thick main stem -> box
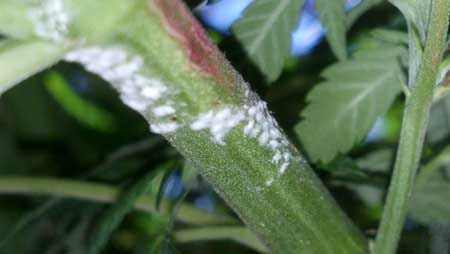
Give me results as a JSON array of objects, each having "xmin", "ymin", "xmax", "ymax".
[
  {"xmin": 0, "ymin": 0, "xmax": 368, "ymax": 253},
  {"xmin": 374, "ymin": 1, "xmax": 450, "ymax": 253}
]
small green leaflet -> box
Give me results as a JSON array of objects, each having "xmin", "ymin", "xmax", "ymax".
[
  {"xmin": 295, "ymin": 45, "xmax": 405, "ymax": 164},
  {"xmin": 389, "ymin": 0, "xmax": 431, "ymax": 88},
  {"xmin": 389, "ymin": 0, "xmax": 432, "ymax": 43},
  {"xmin": 233, "ymin": 0, "xmax": 305, "ymax": 82},
  {"xmin": 356, "ymin": 149, "xmax": 394, "ymax": 173},
  {"xmin": 315, "ymin": 0, "xmax": 347, "ymax": 61}
]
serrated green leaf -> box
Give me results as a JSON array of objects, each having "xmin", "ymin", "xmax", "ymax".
[
  {"xmin": 315, "ymin": 0, "xmax": 347, "ymax": 61},
  {"xmin": 389, "ymin": 0, "xmax": 432, "ymax": 43},
  {"xmin": 356, "ymin": 149, "xmax": 395, "ymax": 173},
  {"xmin": 370, "ymin": 29, "xmax": 409, "ymax": 45},
  {"xmin": 391, "ymin": 0, "xmax": 432, "ymax": 88},
  {"xmin": 388, "ymin": 0, "xmax": 430, "ymax": 88},
  {"xmin": 0, "ymin": 40, "xmax": 65, "ymax": 96},
  {"xmin": 233, "ymin": 0, "xmax": 305, "ymax": 81},
  {"xmin": 295, "ymin": 46, "xmax": 405, "ymax": 163}
]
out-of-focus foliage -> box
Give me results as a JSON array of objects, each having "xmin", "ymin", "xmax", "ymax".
[
  {"xmin": 410, "ymin": 163, "xmax": 450, "ymax": 226},
  {"xmin": 0, "ymin": 40, "xmax": 65, "ymax": 95},
  {"xmin": 233, "ymin": 0, "xmax": 305, "ymax": 81},
  {"xmin": 45, "ymin": 71, "xmax": 116, "ymax": 133},
  {"xmin": 389, "ymin": 0, "xmax": 431, "ymax": 42},
  {"xmin": 314, "ymin": 0, "xmax": 347, "ymax": 60},
  {"xmin": 295, "ymin": 38, "xmax": 405, "ymax": 163},
  {"xmin": 427, "ymin": 94, "xmax": 450, "ymax": 144}
]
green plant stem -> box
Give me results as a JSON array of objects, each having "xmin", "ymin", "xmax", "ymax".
[
  {"xmin": 0, "ymin": 1, "xmax": 368, "ymax": 252},
  {"xmin": 0, "ymin": 177, "xmax": 236, "ymax": 226},
  {"xmin": 174, "ymin": 226, "xmax": 268, "ymax": 253},
  {"xmin": 373, "ymin": 1, "xmax": 450, "ymax": 253}
]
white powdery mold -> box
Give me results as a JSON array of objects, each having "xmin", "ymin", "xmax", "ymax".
[
  {"xmin": 153, "ymin": 105, "xmax": 176, "ymax": 117},
  {"xmin": 242, "ymin": 100, "xmax": 293, "ymax": 186},
  {"xmin": 29, "ymin": 0, "xmax": 70, "ymax": 42},
  {"xmin": 191, "ymin": 106, "xmax": 246, "ymax": 145},
  {"xmin": 64, "ymin": 47, "xmax": 179, "ymax": 135},
  {"xmin": 150, "ymin": 122, "xmax": 179, "ymax": 134},
  {"xmin": 265, "ymin": 178, "xmax": 275, "ymax": 187},
  {"xmin": 190, "ymin": 99, "xmax": 293, "ymax": 186}
]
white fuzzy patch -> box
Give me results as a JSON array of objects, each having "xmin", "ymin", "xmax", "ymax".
[
  {"xmin": 153, "ymin": 105, "xmax": 176, "ymax": 117},
  {"xmin": 64, "ymin": 47, "xmax": 179, "ymax": 135},
  {"xmin": 150, "ymin": 122, "xmax": 179, "ymax": 134},
  {"xmin": 190, "ymin": 99, "xmax": 293, "ymax": 186},
  {"xmin": 242, "ymin": 100, "xmax": 292, "ymax": 185},
  {"xmin": 191, "ymin": 107, "xmax": 246, "ymax": 145},
  {"xmin": 63, "ymin": 46, "xmax": 292, "ymax": 185},
  {"xmin": 29, "ymin": 0, "xmax": 70, "ymax": 41},
  {"xmin": 265, "ymin": 178, "xmax": 275, "ymax": 187}
]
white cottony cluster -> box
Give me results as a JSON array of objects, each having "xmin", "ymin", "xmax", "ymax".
[
  {"xmin": 153, "ymin": 105, "xmax": 176, "ymax": 117},
  {"xmin": 149, "ymin": 122, "xmax": 179, "ymax": 134},
  {"xmin": 242, "ymin": 100, "xmax": 292, "ymax": 186},
  {"xmin": 63, "ymin": 47, "xmax": 291, "ymax": 185},
  {"xmin": 190, "ymin": 99, "xmax": 292, "ymax": 186},
  {"xmin": 29, "ymin": 0, "xmax": 70, "ymax": 42},
  {"xmin": 64, "ymin": 47, "xmax": 179, "ymax": 135},
  {"xmin": 191, "ymin": 107, "xmax": 246, "ymax": 145}
]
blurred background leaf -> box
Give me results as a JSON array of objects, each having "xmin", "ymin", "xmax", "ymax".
[
  {"xmin": 315, "ymin": 0, "xmax": 347, "ymax": 60},
  {"xmin": 295, "ymin": 40, "xmax": 405, "ymax": 163},
  {"xmin": 232, "ymin": 0, "xmax": 305, "ymax": 81}
]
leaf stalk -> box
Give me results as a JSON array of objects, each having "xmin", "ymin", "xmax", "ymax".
[{"xmin": 373, "ymin": 1, "xmax": 450, "ymax": 253}]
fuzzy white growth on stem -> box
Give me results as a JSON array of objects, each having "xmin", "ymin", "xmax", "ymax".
[
  {"xmin": 29, "ymin": 0, "xmax": 70, "ymax": 42},
  {"xmin": 190, "ymin": 98, "xmax": 293, "ymax": 186},
  {"xmin": 64, "ymin": 47, "xmax": 179, "ymax": 135},
  {"xmin": 191, "ymin": 107, "xmax": 246, "ymax": 145},
  {"xmin": 243, "ymin": 100, "xmax": 292, "ymax": 186},
  {"xmin": 150, "ymin": 122, "xmax": 179, "ymax": 134},
  {"xmin": 34, "ymin": 0, "xmax": 293, "ymax": 186},
  {"xmin": 64, "ymin": 48, "xmax": 292, "ymax": 185},
  {"xmin": 153, "ymin": 105, "xmax": 177, "ymax": 117},
  {"xmin": 266, "ymin": 178, "xmax": 275, "ymax": 186}
]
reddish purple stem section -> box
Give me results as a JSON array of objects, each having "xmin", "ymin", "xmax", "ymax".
[{"xmin": 152, "ymin": 0, "xmax": 225, "ymax": 78}]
